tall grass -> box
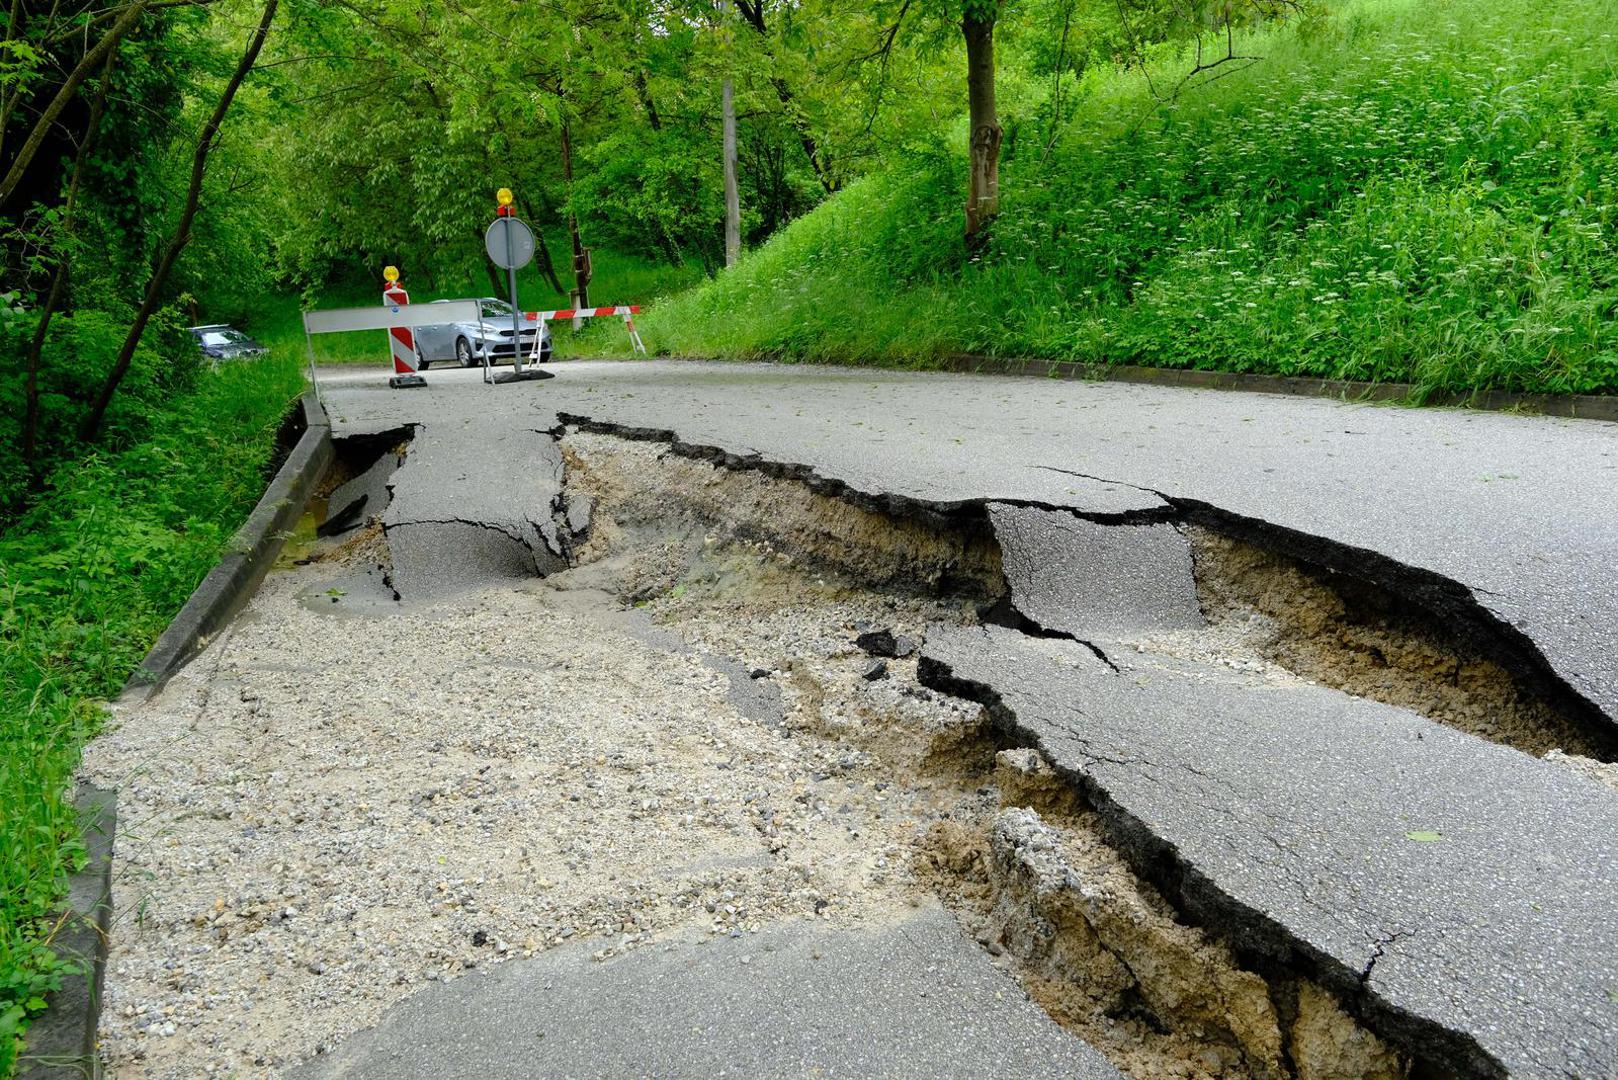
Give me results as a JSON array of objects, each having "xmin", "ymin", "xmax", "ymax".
[
  {"xmin": 643, "ymin": 0, "xmax": 1618, "ymax": 395},
  {"xmin": 0, "ymin": 351, "xmax": 303, "ymax": 1072}
]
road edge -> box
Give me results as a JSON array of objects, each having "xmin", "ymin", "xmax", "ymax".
[
  {"xmin": 117, "ymin": 391, "xmax": 333, "ymax": 704},
  {"xmin": 15, "ymin": 787, "xmax": 116, "ymax": 1080},
  {"xmin": 940, "ymin": 354, "xmax": 1618, "ymax": 421}
]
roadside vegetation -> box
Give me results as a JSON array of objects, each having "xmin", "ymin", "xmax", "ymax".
[{"xmin": 645, "ymin": 0, "xmax": 1618, "ymax": 395}]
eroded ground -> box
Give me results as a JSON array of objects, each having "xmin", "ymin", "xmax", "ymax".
[{"xmin": 84, "ymin": 428, "xmax": 1617, "ymax": 1079}]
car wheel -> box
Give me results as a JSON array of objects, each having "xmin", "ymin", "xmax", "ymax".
[
  {"xmin": 416, "ymin": 349, "xmax": 430, "ymax": 371},
  {"xmin": 456, "ymin": 337, "xmax": 475, "ymax": 367}
]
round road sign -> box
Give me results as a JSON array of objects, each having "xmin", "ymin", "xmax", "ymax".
[{"xmin": 485, "ymin": 217, "xmax": 535, "ymax": 270}]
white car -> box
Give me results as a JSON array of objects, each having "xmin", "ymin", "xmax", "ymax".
[{"xmin": 413, "ymin": 298, "xmax": 552, "ymax": 369}]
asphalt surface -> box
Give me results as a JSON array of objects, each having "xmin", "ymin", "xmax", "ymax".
[
  {"xmin": 319, "ymin": 360, "xmax": 1618, "ymax": 730},
  {"xmin": 373, "ymin": 409, "xmax": 569, "ymax": 599},
  {"xmin": 920, "ymin": 624, "xmax": 1618, "ymax": 1078},
  {"xmin": 316, "ymin": 360, "xmax": 1618, "ymax": 1076},
  {"xmin": 290, "ymin": 905, "xmax": 1122, "ymax": 1080},
  {"xmin": 988, "ymin": 505, "xmax": 1204, "ymax": 638}
]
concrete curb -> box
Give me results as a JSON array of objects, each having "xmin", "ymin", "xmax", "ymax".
[
  {"xmin": 16, "ymin": 787, "xmax": 115, "ymax": 1080},
  {"xmin": 118, "ymin": 392, "xmax": 333, "ymax": 705},
  {"xmin": 938, "ymin": 354, "xmax": 1618, "ymax": 422}
]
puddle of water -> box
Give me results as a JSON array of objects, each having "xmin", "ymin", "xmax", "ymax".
[{"xmin": 274, "ymin": 496, "xmax": 329, "ymax": 570}]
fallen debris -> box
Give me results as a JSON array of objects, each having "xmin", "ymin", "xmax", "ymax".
[{"xmin": 87, "ymin": 422, "xmax": 1618, "ymax": 1080}]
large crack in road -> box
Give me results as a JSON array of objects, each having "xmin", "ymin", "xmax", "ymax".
[
  {"xmin": 552, "ymin": 422, "xmax": 1618, "ymax": 1079},
  {"xmin": 86, "ymin": 364, "xmax": 1618, "ymax": 1078},
  {"xmin": 559, "ymin": 418, "xmax": 1617, "ymax": 1079}
]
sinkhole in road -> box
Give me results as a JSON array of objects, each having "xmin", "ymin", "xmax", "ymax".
[
  {"xmin": 553, "ymin": 430, "xmax": 1470, "ymax": 1080},
  {"xmin": 300, "ymin": 424, "xmax": 1610, "ymax": 1079}
]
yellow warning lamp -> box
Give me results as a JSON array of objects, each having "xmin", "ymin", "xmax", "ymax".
[
  {"xmin": 496, "ymin": 187, "xmax": 514, "ymax": 208},
  {"xmin": 383, "ymin": 265, "xmax": 400, "ymax": 283}
]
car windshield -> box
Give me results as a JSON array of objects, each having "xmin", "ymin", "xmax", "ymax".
[
  {"xmin": 199, "ymin": 330, "xmax": 249, "ymax": 346},
  {"xmin": 479, "ymin": 301, "xmax": 512, "ymax": 319}
]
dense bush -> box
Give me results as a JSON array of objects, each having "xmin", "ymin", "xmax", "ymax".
[
  {"xmin": 644, "ymin": 0, "xmax": 1618, "ymax": 395},
  {"xmin": 0, "ymin": 304, "xmax": 206, "ymax": 517}
]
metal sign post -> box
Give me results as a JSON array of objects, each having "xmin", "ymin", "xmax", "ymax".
[{"xmin": 483, "ymin": 188, "xmax": 552, "ymax": 384}]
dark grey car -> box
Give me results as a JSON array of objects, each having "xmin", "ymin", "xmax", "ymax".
[
  {"xmin": 413, "ymin": 298, "xmax": 552, "ymax": 369},
  {"xmin": 190, "ymin": 324, "xmax": 267, "ymax": 361}
]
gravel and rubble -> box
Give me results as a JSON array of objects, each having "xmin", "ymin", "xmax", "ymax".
[
  {"xmin": 81, "ymin": 513, "xmax": 995, "ymax": 1077},
  {"xmin": 82, "ymin": 427, "xmax": 1567, "ymax": 1080}
]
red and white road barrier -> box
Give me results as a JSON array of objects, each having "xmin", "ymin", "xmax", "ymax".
[
  {"xmin": 302, "ymin": 296, "xmax": 481, "ymax": 395},
  {"xmin": 523, "ymin": 305, "xmax": 640, "ymax": 321},
  {"xmin": 383, "ymin": 271, "xmax": 419, "ymax": 378},
  {"xmin": 523, "ymin": 304, "xmax": 647, "ymax": 355}
]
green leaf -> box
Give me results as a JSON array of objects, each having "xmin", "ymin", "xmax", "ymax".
[{"xmin": 1405, "ymin": 830, "xmax": 1444, "ymax": 843}]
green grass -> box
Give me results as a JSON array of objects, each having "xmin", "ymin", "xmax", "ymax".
[
  {"xmin": 254, "ymin": 244, "xmax": 704, "ymax": 366},
  {"xmin": 641, "ymin": 0, "xmax": 1618, "ymax": 396},
  {"xmin": 0, "ymin": 349, "xmax": 303, "ymax": 1073}
]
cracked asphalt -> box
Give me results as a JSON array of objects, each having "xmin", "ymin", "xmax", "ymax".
[
  {"xmin": 920, "ymin": 625, "xmax": 1618, "ymax": 1079},
  {"xmin": 318, "ymin": 359, "xmax": 1618, "ymax": 1077},
  {"xmin": 321, "ymin": 359, "xmax": 1618, "ymax": 731}
]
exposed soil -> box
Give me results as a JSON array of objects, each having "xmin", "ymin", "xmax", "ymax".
[
  {"xmin": 87, "ymin": 428, "xmax": 1601, "ymax": 1079},
  {"xmin": 558, "ymin": 435, "xmax": 1003, "ymax": 598},
  {"xmin": 1187, "ymin": 528, "xmax": 1614, "ymax": 771},
  {"xmin": 561, "ymin": 433, "xmax": 1413, "ymax": 1080}
]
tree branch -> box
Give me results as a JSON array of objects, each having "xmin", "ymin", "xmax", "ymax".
[
  {"xmin": 78, "ymin": 0, "xmax": 278, "ymax": 443},
  {"xmin": 0, "ymin": 0, "xmax": 150, "ymax": 206}
]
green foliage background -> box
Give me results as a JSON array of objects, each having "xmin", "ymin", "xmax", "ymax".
[{"xmin": 639, "ymin": 0, "xmax": 1618, "ymax": 395}]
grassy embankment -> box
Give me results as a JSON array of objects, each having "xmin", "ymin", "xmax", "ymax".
[
  {"xmin": 0, "ymin": 352, "xmax": 303, "ymax": 1072},
  {"xmin": 637, "ymin": 0, "xmax": 1618, "ymax": 396}
]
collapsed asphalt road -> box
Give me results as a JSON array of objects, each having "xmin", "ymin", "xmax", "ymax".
[
  {"xmin": 322, "ymin": 360, "xmax": 1618, "ymax": 739},
  {"xmin": 312, "ymin": 361, "xmax": 1618, "ymax": 1078},
  {"xmin": 85, "ymin": 360, "xmax": 1617, "ymax": 1078}
]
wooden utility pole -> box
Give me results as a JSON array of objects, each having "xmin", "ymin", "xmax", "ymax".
[
  {"xmin": 720, "ymin": 0, "xmax": 740, "ymax": 266},
  {"xmin": 559, "ymin": 114, "xmax": 591, "ymax": 311},
  {"xmin": 962, "ymin": 0, "xmax": 1003, "ymax": 239}
]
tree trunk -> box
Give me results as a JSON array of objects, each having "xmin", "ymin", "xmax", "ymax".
[
  {"xmin": 723, "ymin": 77, "xmax": 740, "ymax": 266},
  {"xmin": 559, "ymin": 116, "xmax": 589, "ymax": 309},
  {"xmin": 22, "ymin": 51, "xmax": 115, "ymax": 473},
  {"xmin": 632, "ymin": 70, "xmax": 662, "ymax": 131},
  {"xmin": 962, "ymin": 6, "xmax": 1002, "ymax": 239},
  {"xmin": 0, "ymin": 0, "xmax": 149, "ymax": 207},
  {"xmin": 78, "ymin": 0, "xmax": 277, "ymax": 444},
  {"xmin": 516, "ymin": 191, "xmax": 567, "ymax": 296}
]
